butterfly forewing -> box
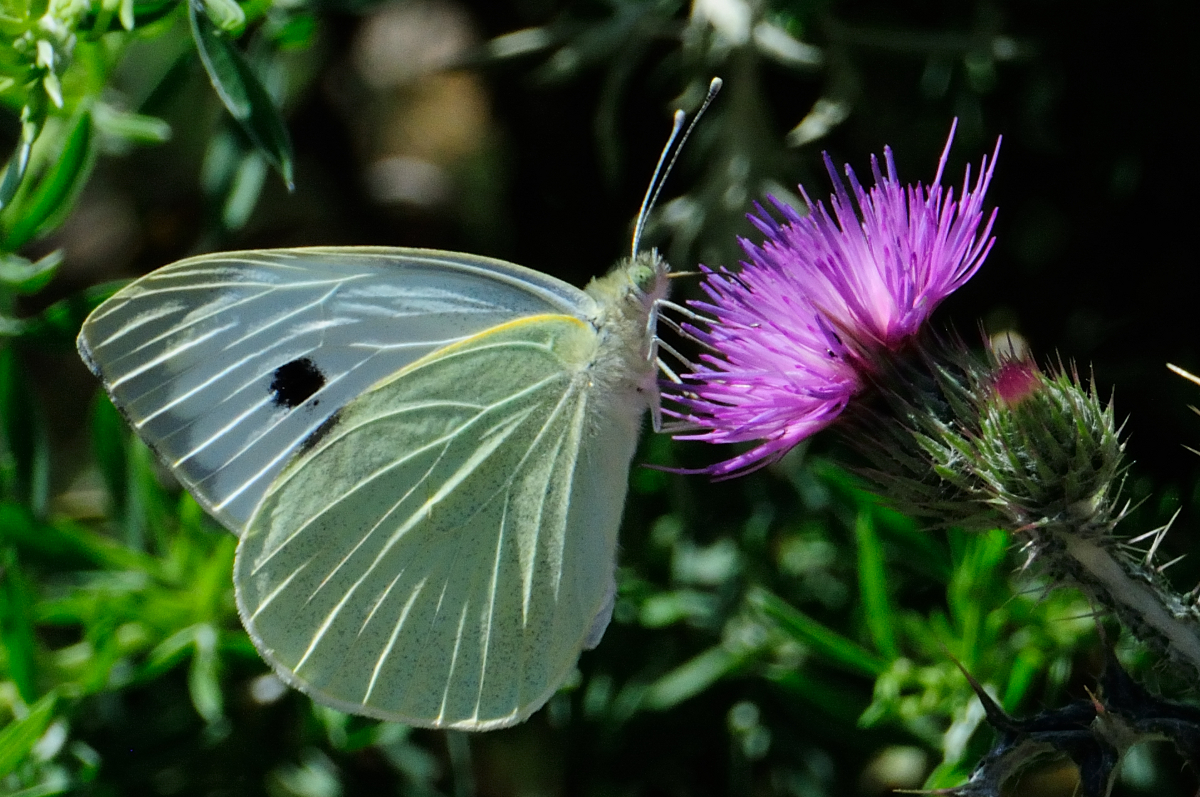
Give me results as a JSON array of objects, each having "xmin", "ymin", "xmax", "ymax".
[
  {"xmin": 234, "ymin": 315, "xmax": 640, "ymax": 729},
  {"xmin": 77, "ymin": 248, "xmax": 592, "ymax": 532}
]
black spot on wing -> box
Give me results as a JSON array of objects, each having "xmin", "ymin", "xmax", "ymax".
[{"xmin": 270, "ymin": 358, "xmax": 325, "ymax": 409}]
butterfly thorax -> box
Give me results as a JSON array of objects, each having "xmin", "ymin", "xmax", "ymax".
[{"xmin": 581, "ymin": 251, "xmax": 668, "ymax": 396}]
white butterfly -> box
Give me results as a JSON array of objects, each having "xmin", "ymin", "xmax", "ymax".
[
  {"xmin": 77, "ymin": 80, "xmax": 720, "ymax": 729},
  {"xmin": 79, "ymin": 245, "xmax": 666, "ymax": 729}
]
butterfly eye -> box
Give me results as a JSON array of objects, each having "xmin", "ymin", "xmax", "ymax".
[{"xmin": 270, "ymin": 358, "xmax": 326, "ymax": 408}]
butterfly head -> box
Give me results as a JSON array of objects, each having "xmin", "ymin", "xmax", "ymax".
[
  {"xmin": 626, "ymin": 249, "xmax": 671, "ymax": 304},
  {"xmin": 585, "ymin": 250, "xmax": 669, "ymax": 319}
]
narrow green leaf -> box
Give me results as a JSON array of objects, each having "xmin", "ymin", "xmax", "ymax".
[
  {"xmin": 768, "ymin": 669, "xmax": 869, "ymax": 724},
  {"xmin": 273, "ymin": 13, "xmax": 317, "ymax": 50},
  {"xmin": 0, "ymin": 548, "xmax": 38, "ymax": 701},
  {"xmin": 854, "ymin": 510, "xmax": 899, "ymax": 659},
  {"xmin": 188, "ymin": 1, "xmax": 294, "ymax": 188},
  {"xmin": 91, "ymin": 393, "xmax": 129, "ymax": 523},
  {"xmin": 221, "ymin": 151, "xmax": 267, "ymax": 229},
  {"xmin": 202, "ymin": 0, "xmax": 245, "ymax": 32},
  {"xmin": 923, "ymin": 760, "xmax": 974, "ymax": 791},
  {"xmin": 189, "ymin": 0, "xmax": 250, "ymax": 117},
  {"xmin": 0, "ymin": 252, "xmax": 63, "ymax": 296},
  {"xmin": 0, "ymin": 349, "xmax": 51, "ymax": 515},
  {"xmin": 947, "ymin": 529, "xmax": 1008, "ymax": 668},
  {"xmin": 93, "ymin": 105, "xmax": 172, "ymax": 144},
  {"xmin": 639, "ymin": 589, "xmax": 715, "ymax": 629},
  {"xmin": 119, "ymin": 0, "xmax": 135, "ymax": 29},
  {"xmin": 0, "ymin": 691, "xmax": 57, "ymax": 778},
  {"xmin": 1001, "ymin": 646, "xmax": 1043, "ymax": 712},
  {"xmin": 748, "ymin": 588, "xmax": 888, "ymax": 678},
  {"xmin": 642, "ymin": 647, "xmax": 746, "ymax": 711},
  {"xmin": 0, "ymin": 108, "xmax": 41, "ymax": 211},
  {"xmin": 146, "ymin": 626, "xmax": 201, "ymax": 675},
  {"xmin": 0, "ymin": 502, "xmax": 158, "ymax": 572},
  {"xmin": 189, "ymin": 533, "xmax": 235, "ymax": 620},
  {"xmin": 0, "ymin": 110, "xmax": 95, "ymax": 250},
  {"xmin": 125, "ymin": 436, "xmax": 175, "ymax": 554},
  {"xmin": 16, "ymin": 281, "xmax": 125, "ymax": 347},
  {"xmin": 188, "ymin": 624, "xmax": 224, "ymax": 722},
  {"xmin": 82, "ymin": 0, "xmax": 179, "ymax": 32},
  {"xmin": 812, "ymin": 459, "xmax": 952, "ymax": 581}
]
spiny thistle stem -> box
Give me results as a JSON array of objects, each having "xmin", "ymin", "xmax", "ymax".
[{"xmin": 1061, "ymin": 534, "xmax": 1200, "ymax": 675}]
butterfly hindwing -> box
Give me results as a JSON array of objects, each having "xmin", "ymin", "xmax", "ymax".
[
  {"xmin": 234, "ymin": 314, "xmax": 640, "ymax": 729},
  {"xmin": 77, "ymin": 247, "xmax": 592, "ymax": 532}
]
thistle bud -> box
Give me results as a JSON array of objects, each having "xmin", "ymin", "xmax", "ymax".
[
  {"xmin": 849, "ymin": 342, "xmax": 1200, "ymax": 681},
  {"xmin": 969, "ymin": 358, "xmax": 1125, "ymax": 540}
]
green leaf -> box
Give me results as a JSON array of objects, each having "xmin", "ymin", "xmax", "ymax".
[
  {"xmin": 639, "ymin": 589, "xmax": 715, "ymax": 629},
  {"xmin": 0, "ymin": 691, "xmax": 57, "ymax": 778},
  {"xmin": 1001, "ymin": 646, "xmax": 1044, "ymax": 712},
  {"xmin": 0, "ymin": 108, "xmax": 41, "ymax": 212},
  {"xmin": 126, "ymin": 436, "xmax": 179, "ymax": 553},
  {"xmin": 946, "ymin": 529, "xmax": 1009, "ymax": 668},
  {"xmin": 768, "ymin": 669, "xmax": 869, "ymax": 724},
  {"xmin": 813, "ymin": 460, "xmax": 953, "ymax": 580},
  {"xmin": 0, "ymin": 502, "xmax": 158, "ymax": 572},
  {"xmin": 0, "ymin": 252, "xmax": 63, "ymax": 296},
  {"xmin": 1, "ymin": 548, "xmax": 38, "ymax": 702},
  {"xmin": 93, "ymin": 105, "xmax": 173, "ymax": 145},
  {"xmin": 221, "ymin": 150, "xmax": 267, "ymax": 229},
  {"xmin": 91, "ymin": 394, "xmax": 129, "ymax": 523},
  {"xmin": 187, "ymin": 533, "xmax": 235, "ymax": 621},
  {"xmin": 0, "ymin": 349, "xmax": 51, "ymax": 514},
  {"xmin": 854, "ymin": 510, "xmax": 899, "ymax": 659},
  {"xmin": 83, "ymin": 0, "xmax": 179, "ymax": 32},
  {"xmin": 188, "ymin": 0, "xmax": 295, "ymax": 188},
  {"xmin": 273, "ymin": 13, "xmax": 317, "ymax": 50},
  {"xmin": 642, "ymin": 646, "xmax": 747, "ymax": 711},
  {"xmin": 202, "ymin": 0, "xmax": 245, "ymax": 31},
  {"xmin": 0, "ymin": 110, "xmax": 95, "ymax": 251},
  {"xmin": 119, "ymin": 0, "xmax": 135, "ymax": 29},
  {"xmin": 748, "ymin": 588, "xmax": 888, "ymax": 678},
  {"xmin": 188, "ymin": 624, "xmax": 224, "ymax": 722},
  {"xmin": 145, "ymin": 625, "xmax": 200, "ymax": 677},
  {"xmin": 17, "ymin": 281, "xmax": 125, "ymax": 347}
]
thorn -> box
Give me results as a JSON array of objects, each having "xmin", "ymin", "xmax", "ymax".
[
  {"xmin": 1144, "ymin": 525, "xmax": 1170, "ymax": 566},
  {"xmin": 1185, "ymin": 583, "xmax": 1200, "ymax": 603},
  {"xmin": 1128, "ymin": 525, "xmax": 1164, "ymax": 545},
  {"xmin": 1157, "ymin": 553, "xmax": 1187, "ymax": 573},
  {"xmin": 1168, "ymin": 362, "xmax": 1200, "ymax": 387},
  {"xmin": 1128, "ymin": 508, "xmax": 1180, "ymax": 566}
]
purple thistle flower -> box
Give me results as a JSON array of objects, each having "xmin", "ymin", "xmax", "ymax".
[{"xmin": 668, "ymin": 122, "xmax": 1000, "ymax": 477}]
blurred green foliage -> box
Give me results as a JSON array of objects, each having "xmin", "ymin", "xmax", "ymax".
[{"xmin": 2, "ymin": 0, "xmax": 1198, "ymax": 795}]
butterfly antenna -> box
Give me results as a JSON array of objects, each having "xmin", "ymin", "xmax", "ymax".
[
  {"xmin": 631, "ymin": 110, "xmax": 685, "ymax": 258},
  {"xmin": 631, "ymin": 77, "xmax": 723, "ymax": 257}
]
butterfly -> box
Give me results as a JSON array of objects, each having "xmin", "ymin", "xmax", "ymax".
[{"xmin": 76, "ymin": 80, "xmax": 720, "ymax": 730}]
